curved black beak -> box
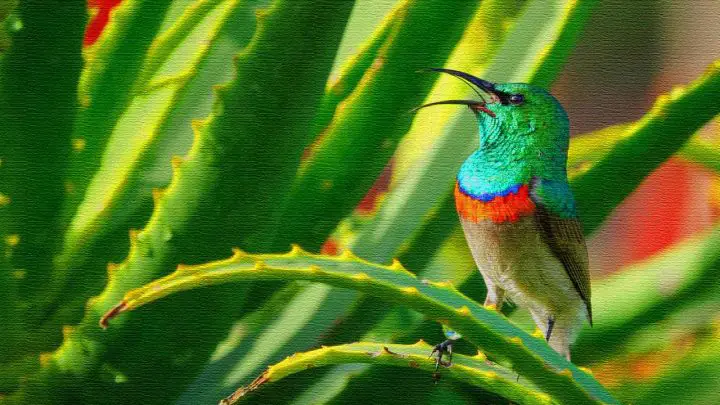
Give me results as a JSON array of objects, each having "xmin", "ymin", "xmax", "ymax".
[
  {"xmin": 413, "ymin": 68, "xmax": 499, "ymax": 116},
  {"xmin": 425, "ymin": 68, "xmax": 497, "ymax": 95}
]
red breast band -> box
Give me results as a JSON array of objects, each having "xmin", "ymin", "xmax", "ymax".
[{"xmin": 454, "ymin": 182, "xmax": 536, "ymax": 223}]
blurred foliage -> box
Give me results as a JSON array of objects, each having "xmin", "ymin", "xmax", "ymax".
[{"xmin": 0, "ymin": 0, "xmax": 719, "ymax": 404}]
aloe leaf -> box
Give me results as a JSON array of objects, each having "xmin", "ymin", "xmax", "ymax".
[
  {"xmin": 60, "ymin": 0, "xmax": 174, "ymax": 229},
  {"xmin": 621, "ymin": 335, "xmax": 720, "ymax": 405},
  {"xmin": 569, "ymin": 123, "xmax": 720, "ymax": 176},
  {"xmin": 273, "ymin": 0, "xmax": 479, "ymax": 252},
  {"xmin": 308, "ymin": 3, "xmax": 400, "ymax": 142},
  {"xmin": 38, "ymin": 0, "xmax": 251, "ymax": 343},
  {"xmin": 12, "ymin": 2, "xmax": 354, "ymax": 403},
  {"xmin": 572, "ymin": 60, "xmax": 720, "ymax": 234},
  {"xmin": 572, "ymin": 226, "xmax": 720, "ymax": 365},
  {"xmin": 563, "ymin": 61, "xmax": 720, "ymax": 233},
  {"xmin": 221, "ymin": 342, "xmax": 552, "ymax": 405},
  {"xmin": 132, "ymin": 0, "xmax": 225, "ymax": 92},
  {"xmin": 196, "ymin": 2, "xmax": 480, "ymax": 398},
  {"xmin": 677, "ymin": 138, "xmax": 720, "ymax": 173},
  {"xmin": 0, "ymin": 0, "xmax": 86, "ymax": 361},
  {"xmin": 101, "ymin": 249, "xmax": 617, "ymax": 404}
]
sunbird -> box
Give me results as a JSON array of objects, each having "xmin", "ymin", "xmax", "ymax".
[{"xmin": 420, "ymin": 69, "xmax": 591, "ymax": 363}]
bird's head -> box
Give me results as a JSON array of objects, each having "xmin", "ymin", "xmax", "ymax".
[{"xmin": 416, "ymin": 68, "xmax": 570, "ymax": 165}]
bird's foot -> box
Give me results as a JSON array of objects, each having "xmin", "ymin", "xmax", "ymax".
[{"xmin": 429, "ymin": 339, "xmax": 454, "ymax": 373}]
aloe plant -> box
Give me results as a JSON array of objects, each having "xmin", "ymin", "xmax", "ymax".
[{"xmin": 1, "ymin": 0, "xmax": 719, "ymax": 404}]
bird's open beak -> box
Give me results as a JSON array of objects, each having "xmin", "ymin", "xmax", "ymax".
[{"xmin": 413, "ymin": 68, "xmax": 498, "ymax": 117}]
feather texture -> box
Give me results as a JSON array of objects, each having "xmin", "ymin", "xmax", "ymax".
[{"xmin": 532, "ymin": 196, "xmax": 592, "ymax": 324}]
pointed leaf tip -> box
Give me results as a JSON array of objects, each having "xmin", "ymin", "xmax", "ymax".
[
  {"xmin": 288, "ymin": 243, "xmax": 306, "ymax": 256},
  {"xmin": 99, "ymin": 301, "xmax": 128, "ymax": 329},
  {"xmin": 231, "ymin": 247, "xmax": 246, "ymax": 259},
  {"xmin": 151, "ymin": 188, "xmax": 165, "ymax": 204},
  {"xmin": 339, "ymin": 249, "xmax": 358, "ymax": 260},
  {"xmin": 171, "ymin": 155, "xmax": 185, "ymax": 169},
  {"xmin": 389, "ymin": 258, "xmax": 405, "ymax": 271},
  {"xmin": 106, "ymin": 262, "xmax": 120, "ymax": 276}
]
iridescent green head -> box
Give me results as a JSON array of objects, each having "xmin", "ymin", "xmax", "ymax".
[{"xmin": 416, "ymin": 69, "xmax": 570, "ymax": 182}]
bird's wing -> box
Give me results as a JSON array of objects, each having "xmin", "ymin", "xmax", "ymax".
[{"xmin": 532, "ymin": 196, "xmax": 592, "ymax": 324}]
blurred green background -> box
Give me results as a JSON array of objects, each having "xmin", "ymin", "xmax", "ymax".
[{"xmin": 1, "ymin": 0, "xmax": 719, "ymax": 404}]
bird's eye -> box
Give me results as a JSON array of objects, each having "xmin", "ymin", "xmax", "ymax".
[{"xmin": 509, "ymin": 94, "xmax": 524, "ymax": 105}]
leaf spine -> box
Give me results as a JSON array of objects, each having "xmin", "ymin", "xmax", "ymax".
[
  {"xmin": 508, "ymin": 336, "xmax": 523, "ymax": 345},
  {"xmin": 288, "ymin": 243, "xmax": 305, "ymax": 256},
  {"xmin": 4, "ymin": 234, "xmax": 19, "ymax": 246},
  {"xmin": 171, "ymin": 155, "xmax": 185, "ymax": 170},
  {"xmin": 389, "ymin": 258, "xmax": 405, "ymax": 271},
  {"xmin": 39, "ymin": 352, "xmax": 53, "ymax": 366},
  {"xmin": 106, "ymin": 262, "xmax": 120, "ymax": 276},
  {"xmin": 456, "ymin": 305, "xmax": 471, "ymax": 316},
  {"xmin": 401, "ymin": 286, "xmax": 419, "ymax": 295},
  {"xmin": 339, "ymin": 249, "xmax": 357, "ymax": 260},
  {"xmin": 151, "ymin": 188, "xmax": 165, "ymax": 205},
  {"xmin": 61, "ymin": 325, "xmax": 74, "ymax": 339},
  {"xmin": 231, "ymin": 247, "xmax": 246, "ymax": 259}
]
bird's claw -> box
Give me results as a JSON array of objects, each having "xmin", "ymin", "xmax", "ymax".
[{"xmin": 429, "ymin": 339, "xmax": 454, "ymax": 373}]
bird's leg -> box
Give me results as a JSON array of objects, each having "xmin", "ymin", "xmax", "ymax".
[
  {"xmin": 546, "ymin": 316, "xmax": 555, "ymax": 342},
  {"xmin": 480, "ymin": 273, "xmax": 504, "ymax": 311},
  {"xmin": 429, "ymin": 339, "xmax": 454, "ymax": 372}
]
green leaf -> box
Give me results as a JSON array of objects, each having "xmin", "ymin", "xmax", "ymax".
[
  {"xmin": 39, "ymin": 0, "xmax": 251, "ymax": 343},
  {"xmin": 273, "ymin": 0, "xmax": 480, "ymax": 252},
  {"xmin": 572, "ymin": 226, "xmax": 720, "ymax": 365},
  {"xmin": 308, "ymin": 2, "xmax": 400, "ymax": 143},
  {"xmin": 678, "ymin": 138, "xmax": 720, "ymax": 173},
  {"xmin": 572, "ymin": 59, "xmax": 720, "ymax": 234},
  {"xmin": 132, "ymin": 0, "xmax": 225, "ymax": 92},
  {"xmin": 61, "ymin": 0, "xmax": 175, "ymax": 230},
  {"xmin": 101, "ymin": 248, "xmax": 617, "ymax": 404},
  {"xmin": 568, "ymin": 122, "xmax": 720, "ymax": 176},
  {"xmin": 199, "ymin": 3, "xmax": 481, "ymax": 398},
  {"xmin": 220, "ymin": 342, "xmax": 553, "ymax": 405},
  {"xmin": 14, "ymin": 1, "xmax": 354, "ymax": 403},
  {"xmin": 0, "ymin": 0, "xmax": 86, "ymax": 361},
  {"xmin": 622, "ymin": 334, "xmax": 720, "ymax": 405}
]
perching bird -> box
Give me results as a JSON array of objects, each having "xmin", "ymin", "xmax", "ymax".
[{"xmin": 419, "ymin": 69, "xmax": 591, "ymax": 362}]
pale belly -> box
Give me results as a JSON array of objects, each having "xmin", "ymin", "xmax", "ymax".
[{"xmin": 459, "ymin": 216, "xmax": 584, "ymax": 321}]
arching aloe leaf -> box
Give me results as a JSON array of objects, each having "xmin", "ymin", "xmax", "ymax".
[
  {"xmin": 569, "ymin": 122, "xmax": 720, "ymax": 176},
  {"xmin": 220, "ymin": 342, "xmax": 552, "ymax": 405},
  {"xmin": 39, "ymin": 0, "xmax": 250, "ymax": 341},
  {"xmin": 572, "ymin": 59, "xmax": 720, "ymax": 234},
  {"xmin": 12, "ymin": 2, "xmax": 354, "ymax": 404},
  {"xmin": 101, "ymin": 248, "xmax": 617, "ymax": 404}
]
